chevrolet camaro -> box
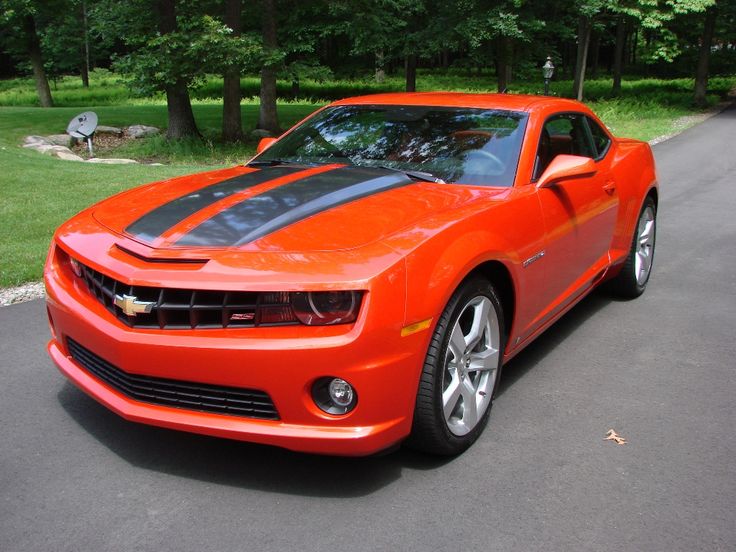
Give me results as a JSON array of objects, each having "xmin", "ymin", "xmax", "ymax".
[{"xmin": 44, "ymin": 93, "xmax": 658, "ymax": 456}]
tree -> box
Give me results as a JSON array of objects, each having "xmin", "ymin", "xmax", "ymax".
[
  {"xmin": 93, "ymin": 0, "xmax": 239, "ymax": 139},
  {"xmin": 453, "ymin": 0, "xmax": 540, "ymax": 93},
  {"xmin": 0, "ymin": 0, "xmax": 54, "ymax": 106},
  {"xmin": 694, "ymin": 4, "xmax": 717, "ymax": 106},
  {"xmin": 572, "ymin": 0, "xmax": 603, "ymax": 101},
  {"xmin": 257, "ymin": 0, "xmax": 281, "ymax": 134},
  {"xmin": 39, "ymin": 0, "xmax": 107, "ymax": 89},
  {"xmin": 222, "ymin": 0, "xmax": 244, "ymax": 141},
  {"xmin": 329, "ymin": 0, "xmax": 428, "ymax": 91},
  {"xmin": 609, "ymin": 0, "xmax": 716, "ymax": 96}
]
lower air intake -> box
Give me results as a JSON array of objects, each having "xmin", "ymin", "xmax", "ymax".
[{"xmin": 67, "ymin": 338, "xmax": 279, "ymax": 420}]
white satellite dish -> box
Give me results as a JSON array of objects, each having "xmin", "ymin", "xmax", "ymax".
[{"xmin": 66, "ymin": 111, "xmax": 98, "ymax": 155}]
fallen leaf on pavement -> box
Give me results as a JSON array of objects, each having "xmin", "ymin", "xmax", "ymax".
[{"xmin": 604, "ymin": 429, "xmax": 627, "ymax": 445}]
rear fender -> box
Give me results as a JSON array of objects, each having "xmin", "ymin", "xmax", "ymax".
[{"xmin": 609, "ymin": 142, "xmax": 658, "ymax": 257}]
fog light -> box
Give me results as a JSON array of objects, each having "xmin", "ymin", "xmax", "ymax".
[
  {"xmin": 329, "ymin": 378, "xmax": 354, "ymax": 407},
  {"xmin": 312, "ymin": 377, "xmax": 357, "ymax": 415}
]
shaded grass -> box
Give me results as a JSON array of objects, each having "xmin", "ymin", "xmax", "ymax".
[{"xmin": 1, "ymin": 69, "xmax": 732, "ymax": 107}]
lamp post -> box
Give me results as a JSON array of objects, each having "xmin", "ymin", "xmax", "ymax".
[{"xmin": 542, "ymin": 56, "xmax": 555, "ymax": 96}]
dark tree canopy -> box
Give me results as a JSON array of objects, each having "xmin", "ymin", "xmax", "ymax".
[{"xmin": 2, "ymin": 0, "xmax": 734, "ymax": 133}]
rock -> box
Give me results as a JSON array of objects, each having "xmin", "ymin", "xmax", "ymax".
[
  {"xmin": 55, "ymin": 150, "xmax": 85, "ymax": 162},
  {"xmin": 41, "ymin": 145, "xmax": 74, "ymax": 156},
  {"xmin": 45, "ymin": 134, "xmax": 73, "ymax": 147},
  {"xmin": 96, "ymin": 125, "xmax": 123, "ymax": 136},
  {"xmin": 23, "ymin": 142, "xmax": 48, "ymax": 149},
  {"xmin": 24, "ymin": 135, "xmax": 50, "ymax": 145},
  {"xmin": 125, "ymin": 125, "xmax": 160, "ymax": 139},
  {"xmin": 251, "ymin": 129, "xmax": 273, "ymax": 138},
  {"xmin": 148, "ymin": 163, "xmax": 164, "ymax": 166},
  {"xmin": 86, "ymin": 157, "xmax": 139, "ymax": 164}
]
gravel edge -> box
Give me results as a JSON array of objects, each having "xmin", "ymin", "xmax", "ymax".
[
  {"xmin": 2, "ymin": 101, "xmax": 732, "ymax": 308},
  {"xmin": 0, "ymin": 281, "xmax": 46, "ymax": 307}
]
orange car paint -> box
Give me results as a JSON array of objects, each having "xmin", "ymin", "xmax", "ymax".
[{"xmin": 45, "ymin": 93, "xmax": 657, "ymax": 455}]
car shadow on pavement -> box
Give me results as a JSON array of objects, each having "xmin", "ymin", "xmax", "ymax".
[
  {"xmin": 496, "ymin": 290, "xmax": 613, "ymax": 397},
  {"xmin": 57, "ymin": 382, "xmax": 453, "ymax": 498},
  {"xmin": 56, "ymin": 289, "xmax": 613, "ymax": 497}
]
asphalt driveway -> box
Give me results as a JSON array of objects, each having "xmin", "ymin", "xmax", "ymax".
[{"xmin": 1, "ymin": 105, "xmax": 734, "ymax": 552}]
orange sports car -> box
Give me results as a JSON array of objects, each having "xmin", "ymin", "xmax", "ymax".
[{"xmin": 44, "ymin": 93, "xmax": 658, "ymax": 456}]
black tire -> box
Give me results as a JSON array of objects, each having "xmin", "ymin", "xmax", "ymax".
[
  {"xmin": 607, "ymin": 196, "xmax": 657, "ymax": 299},
  {"xmin": 406, "ymin": 277, "xmax": 505, "ymax": 456}
]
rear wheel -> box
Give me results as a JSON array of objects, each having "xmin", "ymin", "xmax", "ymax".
[
  {"xmin": 407, "ymin": 277, "xmax": 505, "ymax": 455},
  {"xmin": 608, "ymin": 197, "xmax": 656, "ymax": 298}
]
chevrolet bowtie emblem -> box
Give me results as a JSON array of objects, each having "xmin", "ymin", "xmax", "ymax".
[{"xmin": 114, "ymin": 294, "xmax": 155, "ymax": 317}]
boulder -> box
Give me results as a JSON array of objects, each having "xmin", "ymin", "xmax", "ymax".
[
  {"xmin": 55, "ymin": 150, "xmax": 84, "ymax": 162},
  {"xmin": 86, "ymin": 157, "xmax": 139, "ymax": 164},
  {"xmin": 45, "ymin": 134, "xmax": 73, "ymax": 147},
  {"xmin": 96, "ymin": 125, "xmax": 123, "ymax": 136},
  {"xmin": 41, "ymin": 145, "xmax": 74, "ymax": 156},
  {"xmin": 125, "ymin": 125, "xmax": 160, "ymax": 139},
  {"xmin": 23, "ymin": 135, "xmax": 50, "ymax": 146}
]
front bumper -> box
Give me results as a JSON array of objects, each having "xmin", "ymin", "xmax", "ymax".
[{"xmin": 44, "ymin": 244, "xmax": 430, "ymax": 456}]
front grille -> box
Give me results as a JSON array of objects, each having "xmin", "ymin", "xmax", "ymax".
[
  {"xmin": 78, "ymin": 264, "xmax": 294, "ymax": 329},
  {"xmin": 67, "ymin": 338, "xmax": 280, "ymax": 420}
]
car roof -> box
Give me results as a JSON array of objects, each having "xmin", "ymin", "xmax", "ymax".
[{"xmin": 329, "ymin": 92, "xmax": 586, "ymax": 113}]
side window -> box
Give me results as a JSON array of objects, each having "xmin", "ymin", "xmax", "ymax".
[
  {"xmin": 534, "ymin": 113, "xmax": 595, "ymax": 180},
  {"xmin": 586, "ymin": 116, "xmax": 612, "ymax": 159}
]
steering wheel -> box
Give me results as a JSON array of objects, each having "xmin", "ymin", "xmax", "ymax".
[{"xmin": 463, "ymin": 149, "xmax": 505, "ymax": 175}]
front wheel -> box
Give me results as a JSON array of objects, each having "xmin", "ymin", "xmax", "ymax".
[
  {"xmin": 607, "ymin": 197, "xmax": 657, "ymax": 298},
  {"xmin": 407, "ymin": 277, "xmax": 505, "ymax": 455}
]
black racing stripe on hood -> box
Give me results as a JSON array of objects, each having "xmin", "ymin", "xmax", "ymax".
[
  {"xmin": 174, "ymin": 166, "xmax": 414, "ymax": 247},
  {"xmin": 125, "ymin": 166, "xmax": 303, "ymax": 243}
]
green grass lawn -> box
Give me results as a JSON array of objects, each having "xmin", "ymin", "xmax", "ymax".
[{"xmin": 0, "ymin": 71, "xmax": 733, "ymax": 288}]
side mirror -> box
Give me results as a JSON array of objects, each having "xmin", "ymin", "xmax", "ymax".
[
  {"xmin": 256, "ymin": 137, "xmax": 277, "ymax": 154},
  {"xmin": 536, "ymin": 154, "xmax": 597, "ymax": 189}
]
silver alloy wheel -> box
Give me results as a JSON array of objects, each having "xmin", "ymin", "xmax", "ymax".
[
  {"xmin": 635, "ymin": 205, "xmax": 656, "ymax": 286},
  {"xmin": 442, "ymin": 295, "xmax": 501, "ymax": 436}
]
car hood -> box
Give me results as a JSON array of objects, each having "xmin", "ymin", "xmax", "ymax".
[{"xmin": 92, "ymin": 163, "xmax": 496, "ymax": 253}]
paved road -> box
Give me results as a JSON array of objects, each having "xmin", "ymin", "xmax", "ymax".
[{"xmin": 2, "ymin": 106, "xmax": 735, "ymax": 552}]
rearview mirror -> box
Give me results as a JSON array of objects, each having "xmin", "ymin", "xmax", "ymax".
[
  {"xmin": 256, "ymin": 137, "xmax": 277, "ymax": 154},
  {"xmin": 536, "ymin": 154, "xmax": 597, "ymax": 189}
]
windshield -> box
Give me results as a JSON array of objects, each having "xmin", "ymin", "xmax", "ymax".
[{"xmin": 257, "ymin": 105, "xmax": 528, "ymax": 187}]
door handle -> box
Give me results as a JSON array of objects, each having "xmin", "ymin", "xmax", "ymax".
[{"xmin": 603, "ymin": 180, "xmax": 616, "ymax": 194}]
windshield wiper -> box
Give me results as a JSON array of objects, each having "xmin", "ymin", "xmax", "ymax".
[
  {"xmin": 246, "ymin": 159, "xmax": 292, "ymax": 167},
  {"xmin": 378, "ymin": 165, "xmax": 445, "ymax": 184}
]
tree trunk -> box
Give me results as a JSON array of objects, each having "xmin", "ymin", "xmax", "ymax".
[
  {"xmin": 612, "ymin": 15, "xmax": 626, "ymax": 95},
  {"xmin": 631, "ymin": 26, "xmax": 638, "ymax": 66},
  {"xmin": 496, "ymin": 37, "xmax": 512, "ymax": 93},
  {"xmin": 589, "ymin": 30, "xmax": 600, "ymax": 78},
  {"xmin": 82, "ymin": 0, "xmax": 90, "ymax": 87},
  {"xmin": 158, "ymin": 0, "xmax": 200, "ymax": 139},
  {"xmin": 694, "ymin": 6, "xmax": 717, "ymax": 107},
  {"xmin": 80, "ymin": 58, "xmax": 89, "ymax": 88},
  {"xmin": 572, "ymin": 15, "xmax": 591, "ymax": 101},
  {"xmin": 375, "ymin": 50, "xmax": 385, "ymax": 83},
  {"xmin": 405, "ymin": 54, "xmax": 417, "ymax": 92},
  {"xmin": 222, "ymin": 0, "xmax": 244, "ymax": 142},
  {"xmin": 23, "ymin": 15, "xmax": 53, "ymax": 107},
  {"xmin": 257, "ymin": 0, "xmax": 280, "ymax": 134},
  {"xmin": 165, "ymin": 81, "xmax": 200, "ymax": 139}
]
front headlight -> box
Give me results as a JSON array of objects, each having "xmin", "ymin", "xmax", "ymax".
[{"xmin": 290, "ymin": 291, "xmax": 362, "ymax": 326}]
